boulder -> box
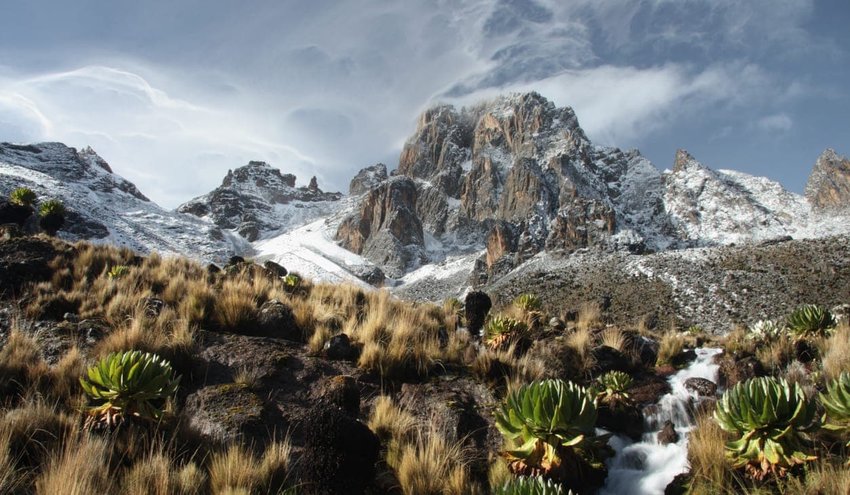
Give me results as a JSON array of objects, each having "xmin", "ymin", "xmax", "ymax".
[
  {"xmin": 657, "ymin": 420, "xmax": 679, "ymax": 445},
  {"xmin": 298, "ymin": 406, "xmax": 380, "ymax": 495},
  {"xmin": 323, "ymin": 333, "xmax": 354, "ymax": 361},
  {"xmin": 313, "ymin": 375, "xmax": 360, "ymax": 417},
  {"xmin": 597, "ymin": 402, "xmax": 644, "ymax": 441},
  {"xmin": 684, "ymin": 377, "xmax": 717, "ymax": 397},
  {"xmin": 256, "ymin": 299, "xmax": 300, "ymax": 341},
  {"xmin": 464, "ymin": 290, "xmax": 492, "ymax": 339},
  {"xmin": 592, "ymin": 345, "xmax": 632, "ymax": 373},
  {"xmin": 182, "ymin": 383, "xmax": 284, "ymax": 447},
  {"xmin": 263, "ymin": 260, "xmax": 287, "ymax": 278}
]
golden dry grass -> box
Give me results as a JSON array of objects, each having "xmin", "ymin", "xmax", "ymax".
[
  {"xmin": 35, "ymin": 432, "xmax": 116, "ymax": 495},
  {"xmin": 576, "ymin": 301, "xmax": 601, "ymax": 332},
  {"xmin": 0, "ymin": 327, "xmax": 48, "ymax": 401},
  {"xmin": 755, "ymin": 335, "xmax": 795, "ymax": 373},
  {"xmin": 207, "ymin": 440, "xmax": 292, "ymax": 495},
  {"xmin": 368, "ymin": 395, "xmax": 417, "ymax": 444},
  {"xmin": 600, "ymin": 326, "xmax": 629, "ymax": 353},
  {"xmin": 687, "ymin": 414, "xmax": 732, "ymax": 489},
  {"xmin": 656, "ymin": 329, "xmax": 686, "ymax": 366},
  {"xmin": 821, "ymin": 323, "xmax": 850, "ymax": 380},
  {"xmin": 393, "ymin": 427, "xmax": 478, "ymax": 495}
]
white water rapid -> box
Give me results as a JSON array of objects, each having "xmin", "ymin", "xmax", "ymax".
[{"xmin": 600, "ymin": 348, "xmax": 723, "ymax": 495}]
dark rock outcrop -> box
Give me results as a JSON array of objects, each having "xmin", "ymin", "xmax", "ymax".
[
  {"xmin": 657, "ymin": 420, "xmax": 679, "ymax": 445},
  {"xmin": 256, "ymin": 299, "xmax": 300, "ymax": 341},
  {"xmin": 805, "ymin": 148, "xmax": 850, "ymax": 210},
  {"xmin": 349, "ymin": 163, "xmax": 388, "ymax": 195},
  {"xmin": 335, "ymin": 177, "xmax": 424, "ymax": 278},
  {"xmin": 179, "ymin": 161, "xmax": 341, "ymax": 241},
  {"xmin": 683, "ymin": 377, "xmax": 717, "ymax": 397},
  {"xmin": 298, "ymin": 406, "xmax": 380, "ymax": 495},
  {"xmin": 464, "ymin": 290, "xmax": 492, "ymax": 338}
]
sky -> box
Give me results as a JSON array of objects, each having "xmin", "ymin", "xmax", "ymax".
[{"xmin": 0, "ymin": 0, "xmax": 848, "ymax": 209}]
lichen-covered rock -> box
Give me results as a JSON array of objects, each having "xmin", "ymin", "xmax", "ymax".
[
  {"xmin": 182, "ymin": 383, "xmax": 283, "ymax": 447},
  {"xmin": 805, "ymin": 148, "xmax": 850, "ymax": 210},
  {"xmin": 256, "ymin": 299, "xmax": 300, "ymax": 341},
  {"xmin": 684, "ymin": 377, "xmax": 717, "ymax": 397}
]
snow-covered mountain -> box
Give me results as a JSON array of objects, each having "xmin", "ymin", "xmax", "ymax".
[
  {"xmin": 0, "ymin": 142, "xmax": 247, "ymax": 262},
  {"xmin": 177, "ymin": 161, "xmax": 343, "ymax": 241},
  {"xmin": 2, "ymin": 93, "xmax": 849, "ymax": 296}
]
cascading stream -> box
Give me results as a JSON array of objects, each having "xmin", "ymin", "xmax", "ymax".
[{"xmin": 600, "ymin": 348, "xmax": 722, "ymax": 495}]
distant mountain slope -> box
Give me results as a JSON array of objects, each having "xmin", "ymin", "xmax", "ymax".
[
  {"xmin": 0, "ymin": 142, "xmax": 246, "ymax": 262},
  {"xmin": 177, "ymin": 161, "xmax": 343, "ymax": 241}
]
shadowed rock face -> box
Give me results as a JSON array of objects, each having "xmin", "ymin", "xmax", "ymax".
[
  {"xmin": 806, "ymin": 148, "xmax": 850, "ymax": 210},
  {"xmin": 336, "ymin": 176, "xmax": 424, "ymax": 278}
]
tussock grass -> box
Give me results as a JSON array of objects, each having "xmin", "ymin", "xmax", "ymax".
[
  {"xmin": 576, "ymin": 301, "xmax": 601, "ymax": 332},
  {"xmin": 821, "ymin": 323, "xmax": 850, "ymax": 380},
  {"xmin": 208, "ymin": 440, "xmax": 293, "ymax": 495},
  {"xmin": 368, "ymin": 396, "xmax": 417, "ymax": 444},
  {"xmin": 1, "ymin": 400, "xmax": 76, "ymax": 472},
  {"xmin": 687, "ymin": 414, "xmax": 733, "ymax": 489},
  {"xmin": 35, "ymin": 432, "xmax": 116, "ymax": 495},
  {"xmin": 395, "ymin": 430, "xmax": 475, "ymax": 495},
  {"xmin": 656, "ymin": 329, "xmax": 686, "ymax": 366},
  {"xmin": 756, "ymin": 335, "xmax": 795, "ymax": 373},
  {"xmin": 600, "ymin": 326, "xmax": 629, "ymax": 353},
  {"xmin": 0, "ymin": 328, "xmax": 48, "ymax": 401}
]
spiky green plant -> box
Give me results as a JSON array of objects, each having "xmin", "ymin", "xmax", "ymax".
[
  {"xmin": 495, "ymin": 476, "xmax": 573, "ymax": 495},
  {"xmin": 786, "ymin": 304, "xmax": 836, "ymax": 338},
  {"xmin": 485, "ymin": 315, "xmax": 528, "ymax": 350},
  {"xmin": 107, "ymin": 265, "xmax": 130, "ymax": 279},
  {"xmin": 80, "ymin": 351, "xmax": 180, "ymax": 429},
  {"xmin": 283, "ymin": 273, "xmax": 301, "ymax": 290},
  {"xmin": 748, "ymin": 320, "xmax": 783, "ymax": 341},
  {"xmin": 595, "ymin": 371, "xmax": 633, "ymax": 406},
  {"xmin": 9, "ymin": 187, "xmax": 36, "ymax": 207},
  {"xmin": 714, "ymin": 376, "xmax": 819, "ymax": 480},
  {"xmin": 514, "ymin": 294, "xmax": 542, "ymax": 312},
  {"xmin": 495, "ymin": 379, "xmax": 608, "ymax": 476},
  {"xmin": 38, "ymin": 198, "xmax": 66, "ymax": 217},
  {"xmin": 820, "ymin": 371, "xmax": 850, "ymax": 455}
]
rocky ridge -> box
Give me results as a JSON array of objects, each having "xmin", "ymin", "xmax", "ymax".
[
  {"xmin": 337, "ymin": 93, "xmax": 850, "ymax": 281},
  {"xmin": 178, "ymin": 161, "xmax": 342, "ymax": 241},
  {"xmin": 0, "ymin": 142, "xmax": 246, "ymax": 262}
]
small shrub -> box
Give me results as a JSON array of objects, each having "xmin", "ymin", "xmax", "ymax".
[
  {"xmin": 108, "ymin": 265, "xmax": 131, "ymax": 279},
  {"xmin": 9, "ymin": 187, "xmax": 36, "ymax": 207},
  {"xmin": 595, "ymin": 370, "xmax": 633, "ymax": 406},
  {"xmin": 80, "ymin": 350, "xmax": 180, "ymax": 429},
  {"xmin": 714, "ymin": 376, "xmax": 819, "ymax": 480},
  {"xmin": 513, "ymin": 294, "xmax": 541, "ymax": 312},
  {"xmin": 747, "ymin": 320, "xmax": 783, "ymax": 341},
  {"xmin": 38, "ymin": 198, "xmax": 66, "ymax": 217},
  {"xmin": 495, "ymin": 476, "xmax": 572, "ymax": 495},
  {"xmin": 786, "ymin": 304, "xmax": 836, "ymax": 338},
  {"xmin": 485, "ymin": 315, "xmax": 528, "ymax": 350}
]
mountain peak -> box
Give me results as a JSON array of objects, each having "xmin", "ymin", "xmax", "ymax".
[{"xmin": 805, "ymin": 148, "xmax": 850, "ymax": 210}]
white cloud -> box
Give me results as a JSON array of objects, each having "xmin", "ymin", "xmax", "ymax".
[{"xmin": 755, "ymin": 113, "xmax": 793, "ymax": 132}]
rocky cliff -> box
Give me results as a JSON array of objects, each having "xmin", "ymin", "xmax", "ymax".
[
  {"xmin": 178, "ymin": 161, "xmax": 342, "ymax": 241},
  {"xmin": 338, "ymin": 92, "xmax": 849, "ymax": 282},
  {"xmin": 805, "ymin": 148, "xmax": 850, "ymax": 210}
]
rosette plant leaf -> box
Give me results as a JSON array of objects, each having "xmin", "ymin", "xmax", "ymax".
[
  {"xmin": 714, "ymin": 376, "xmax": 818, "ymax": 479},
  {"xmin": 80, "ymin": 350, "xmax": 180, "ymax": 429},
  {"xmin": 485, "ymin": 315, "xmax": 528, "ymax": 350},
  {"xmin": 820, "ymin": 371, "xmax": 850, "ymax": 453},
  {"xmin": 495, "ymin": 379, "xmax": 608, "ymax": 477},
  {"xmin": 786, "ymin": 304, "xmax": 836, "ymax": 338},
  {"xmin": 107, "ymin": 265, "xmax": 130, "ymax": 279},
  {"xmin": 495, "ymin": 476, "xmax": 573, "ymax": 495},
  {"xmin": 595, "ymin": 371, "xmax": 633, "ymax": 406},
  {"xmin": 9, "ymin": 187, "xmax": 36, "ymax": 207},
  {"xmin": 514, "ymin": 294, "xmax": 542, "ymax": 312},
  {"xmin": 748, "ymin": 320, "xmax": 783, "ymax": 341}
]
